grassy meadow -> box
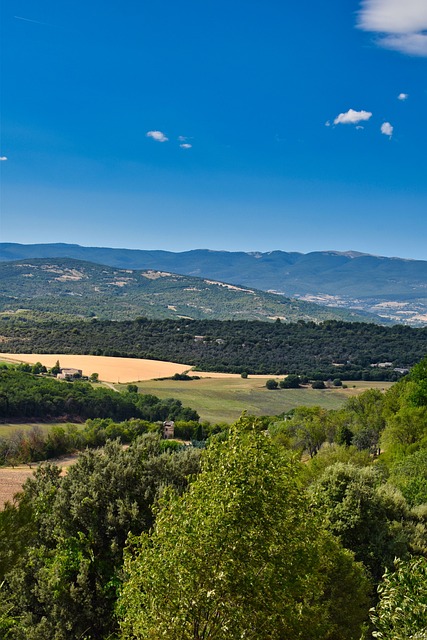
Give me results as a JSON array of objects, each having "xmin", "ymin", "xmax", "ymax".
[
  {"xmin": 117, "ymin": 377, "xmax": 393, "ymax": 423},
  {"xmin": 0, "ymin": 422, "xmax": 83, "ymax": 438}
]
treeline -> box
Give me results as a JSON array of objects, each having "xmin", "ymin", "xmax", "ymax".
[
  {"xmin": 0, "ymin": 418, "xmax": 220, "ymax": 467},
  {"xmin": 0, "ymin": 367, "xmax": 199, "ymax": 422},
  {"xmin": 2, "ymin": 316, "xmax": 427, "ymax": 379}
]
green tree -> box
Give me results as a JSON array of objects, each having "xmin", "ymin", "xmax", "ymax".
[
  {"xmin": 370, "ymin": 556, "xmax": 427, "ymax": 640},
  {"xmin": 265, "ymin": 378, "xmax": 278, "ymax": 389},
  {"xmin": 279, "ymin": 374, "xmax": 300, "ymax": 388},
  {"xmin": 312, "ymin": 380, "xmax": 326, "ymax": 389},
  {"xmin": 4, "ymin": 436, "xmax": 201, "ymax": 639},
  {"xmin": 50, "ymin": 360, "xmax": 61, "ymax": 376},
  {"xmin": 388, "ymin": 449, "xmax": 427, "ymax": 507},
  {"xmin": 309, "ymin": 463, "xmax": 411, "ymax": 582},
  {"xmin": 118, "ymin": 419, "xmax": 370, "ymax": 640},
  {"xmin": 285, "ymin": 406, "xmax": 328, "ymax": 458}
]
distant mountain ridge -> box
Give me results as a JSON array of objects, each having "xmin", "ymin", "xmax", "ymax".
[
  {"xmin": 1, "ymin": 243, "xmax": 427, "ymax": 324},
  {"xmin": 0, "ymin": 257, "xmax": 377, "ymax": 323}
]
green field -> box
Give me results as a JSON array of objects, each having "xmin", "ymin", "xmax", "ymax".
[
  {"xmin": 0, "ymin": 422, "xmax": 83, "ymax": 438},
  {"xmin": 118, "ymin": 378, "xmax": 393, "ymax": 423}
]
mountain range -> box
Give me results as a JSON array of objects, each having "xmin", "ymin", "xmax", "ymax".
[
  {"xmin": 1, "ymin": 243, "xmax": 427, "ymax": 324},
  {"xmin": 0, "ymin": 258, "xmax": 376, "ymax": 323}
]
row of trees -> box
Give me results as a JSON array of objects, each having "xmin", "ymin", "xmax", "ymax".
[
  {"xmin": 2, "ymin": 315, "xmax": 426, "ymax": 378},
  {"xmin": 0, "ymin": 418, "xmax": 224, "ymax": 467}
]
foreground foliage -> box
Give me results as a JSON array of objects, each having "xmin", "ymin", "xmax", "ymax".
[
  {"xmin": 370, "ymin": 556, "xmax": 427, "ymax": 639},
  {"xmin": 0, "ymin": 436, "xmax": 201, "ymax": 639},
  {"xmin": 118, "ymin": 419, "xmax": 371, "ymax": 640}
]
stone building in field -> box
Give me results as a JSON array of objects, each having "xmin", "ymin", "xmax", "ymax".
[
  {"xmin": 163, "ymin": 421, "xmax": 175, "ymax": 439},
  {"xmin": 57, "ymin": 368, "xmax": 82, "ymax": 380}
]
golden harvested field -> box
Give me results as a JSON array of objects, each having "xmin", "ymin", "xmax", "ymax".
[
  {"xmin": 0, "ymin": 353, "xmax": 272, "ymax": 383},
  {"xmin": 0, "ymin": 353, "xmax": 193, "ymax": 383}
]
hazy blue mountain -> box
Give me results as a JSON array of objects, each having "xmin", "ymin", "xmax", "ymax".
[{"xmin": 1, "ymin": 243, "xmax": 426, "ymax": 324}]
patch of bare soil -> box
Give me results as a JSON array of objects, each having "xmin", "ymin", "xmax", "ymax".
[{"xmin": 0, "ymin": 453, "xmax": 80, "ymax": 508}]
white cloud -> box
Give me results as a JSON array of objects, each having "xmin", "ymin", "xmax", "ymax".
[
  {"xmin": 398, "ymin": 92, "xmax": 409, "ymax": 100},
  {"xmin": 180, "ymin": 143, "xmax": 192, "ymax": 149},
  {"xmin": 324, "ymin": 120, "xmax": 331, "ymax": 127},
  {"xmin": 379, "ymin": 32, "xmax": 427, "ymax": 56},
  {"xmin": 0, "ymin": 156, "xmax": 7, "ymax": 161},
  {"xmin": 357, "ymin": 0, "xmax": 427, "ymax": 56},
  {"xmin": 381, "ymin": 121, "xmax": 394, "ymax": 137},
  {"xmin": 146, "ymin": 130, "xmax": 168, "ymax": 143},
  {"xmin": 333, "ymin": 109, "xmax": 373, "ymax": 125},
  {"xmin": 178, "ymin": 135, "xmax": 187, "ymax": 142}
]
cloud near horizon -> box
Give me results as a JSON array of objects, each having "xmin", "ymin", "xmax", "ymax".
[
  {"xmin": 146, "ymin": 130, "xmax": 168, "ymax": 142},
  {"xmin": 381, "ymin": 122, "xmax": 394, "ymax": 137},
  {"xmin": 333, "ymin": 109, "xmax": 373, "ymax": 125},
  {"xmin": 357, "ymin": 0, "xmax": 427, "ymax": 56}
]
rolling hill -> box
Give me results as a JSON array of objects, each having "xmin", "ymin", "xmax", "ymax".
[
  {"xmin": 0, "ymin": 258, "xmax": 378, "ymax": 323},
  {"xmin": 1, "ymin": 243, "xmax": 427, "ymax": 324}
]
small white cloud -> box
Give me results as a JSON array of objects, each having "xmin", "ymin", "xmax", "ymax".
[
  {"xmin": 398, "ymin": 92, "xmax": 409, "ymax": 100},
  {"xmin": 356, "ymin": 125, "xmax": 365, "ymax": 130},
  {"xmin": 180, "ymin": 143, "xmax": 192, "ymax": 149},
  {"xmin": 0, "ymin": 156, "xmax": 7, "ymax": 161},
  {"xmin": 146, "ymin": 130, "xmax": 168, "ymax": 143},
  {"xmin": 178, "ymin": 135, "xmax": 187, "ymax": 142},
  {"xmin": 333, "ymin": 109, "xmax": 373, "ymax": 125},
  {"xmin": 381, "ymin": 121, "xmax": 394, "ymax": 137},
  {"xmin": 325, "ymin": 120, "xmax": 331, "ymax": 127},
  {"xmin": 357, "ymin": 0, "xmax": 427, "ymax": 57}
]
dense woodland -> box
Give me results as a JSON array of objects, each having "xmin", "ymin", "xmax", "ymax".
[
  {"xmin": 1, "ymin": 357, "xmax": 427, "ymax": 638},
  {"xmin": 2, "ymin": 316, "xmax": 427, "ymax": 379},
  {"xmin": 0, "ymin": 367, "xmax": 199, "ymax": 423}
]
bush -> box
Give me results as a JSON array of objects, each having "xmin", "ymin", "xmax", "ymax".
[
  {"xmin": 266, "ymin": 379, "xmax": 279, "ymax": 390},
  {"xmin": 312, "ymin": 381, "xmax": 326, "ymax": 389},
  {"xmin": 279, "ymin": 375, "xmax": 301, "ymax": 389}
]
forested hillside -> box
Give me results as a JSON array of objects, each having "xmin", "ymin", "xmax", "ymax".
[
  {"xmin": 2, "ymin": 243, "xmax": 426, "ymax": 324},
  {"xmin": 0, "ymin": 258, "xmax": 377, "ymax": 323},
  {"xmin": 1, "ymin": 316, "xmax": 426, "ymax": 379}
]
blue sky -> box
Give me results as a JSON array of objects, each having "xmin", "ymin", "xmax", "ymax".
[{"xmin": 1, "ymin": 0, "xmax": 427, "ymax": 259}]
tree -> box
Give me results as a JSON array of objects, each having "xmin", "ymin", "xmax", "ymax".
[
  {"xmin": 50, "ymin": 360, "xmax": 61, "ymax": 376},
  {"xmin": 312, "ymin": 380, "xmax": 326, "ymax": 389},
  {"xmin": 265, "ymin": 378, "xmax": 278, "ymax": 390},
  {"xmin": 370, "ymin": 556, "xmax": 427, "ymax": 640},
  {"xmin": 309, "ymin": 463, "xmax": 410, "ymax": 582},
  {"xmin": 118, "ymin": 419, "xmax": 371, "ymax": 640},
  {"xmin": 388, "ymin": 449, "xmax": 427, "ymax": 507},
  {"xmin": 279, "ymin": 374, "xmax": 300, "ymax": 388},
  {"xmin": 4, "ymin": 436, "xmax": 201, "ymax": 639},
  {"xmin": 285, "ymin": 406, "xmax": 328, "ymax": 458}
]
